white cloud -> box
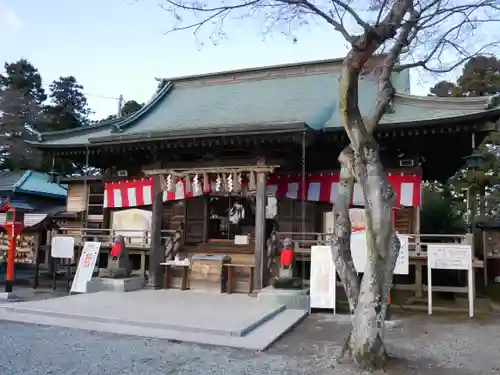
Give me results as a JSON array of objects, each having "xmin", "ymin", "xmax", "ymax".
[{"xmin": 0, "ymin": 2, "xmax": 22, "ymax": 42}]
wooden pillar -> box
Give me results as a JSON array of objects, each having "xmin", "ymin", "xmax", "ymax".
[
  {"xmin": 254, "ymin": 171, "xmax": 268, "ymax": 290},
  {"xmin": 146, "ymin": 175, "xmax": 164, "ymax": 289},
  {"xmin": 414, "ymin": 205, "xmax": 423, "ymax": 299}
]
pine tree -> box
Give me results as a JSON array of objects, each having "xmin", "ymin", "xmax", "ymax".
[{"xmin": 0, "ymin": 59, "xmax": 46, "ymax": 170}]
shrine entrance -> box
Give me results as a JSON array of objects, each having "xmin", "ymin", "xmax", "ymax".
[{"xmin": 207, "ymin": 195, "xmax": 256, "ymax": 240}]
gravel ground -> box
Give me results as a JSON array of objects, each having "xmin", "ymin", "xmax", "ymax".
[{"xmin": 0, "ymin": 306, "xmax": 499, "ymax": 375}]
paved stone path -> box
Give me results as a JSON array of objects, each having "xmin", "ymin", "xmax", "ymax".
[{"xmin": 1, "ymin": 310, "xmax": 499, "ymax": 375}]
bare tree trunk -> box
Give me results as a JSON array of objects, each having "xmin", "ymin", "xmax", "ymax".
[
  {"xmin": 331, "ymin": 50, "xmax": 402, "ymax": 370},
  {"xmin": 331, "ymin": 147, "xmax": 360, "ymax": 314},
  {"xmin": 347, "ymin": 146, "xmax": 400, "ymax": 369}
]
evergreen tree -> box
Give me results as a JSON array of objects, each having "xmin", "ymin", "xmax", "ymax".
[
  {"xmin": 42, "ymin": 76, "xmax": 91, "ymax": 131},
  {"xmin": 0, "ymin": 59, "xmax": 46, "ymax": 170},
  {"xmin": 121, "ymin": 100, "xmax": 143, "ymax": 116},
  {"xmin": 429, "ymin": 55, "xmax": 500, "ymax": 221},
  {"xmin": 429, "ymin": 56, "xmax": 500, "ymax": 97}
]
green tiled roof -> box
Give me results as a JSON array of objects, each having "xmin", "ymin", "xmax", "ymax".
[
  {"xmin": 0, "ymin": 170, "xmax": 67, "ymax": 198},
  {"xmin": 387, "ymin": 94, "xmax": 500, "ymax": 124},
  {"xmin": 27, "ymin": 58, "xmax": 500, "ymax": 148},
  {"xmin": 325, "ymin": 92, "xmax": 500, "ymax": 128}
]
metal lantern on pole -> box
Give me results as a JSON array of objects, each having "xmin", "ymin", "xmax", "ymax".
[{"xmin": 463, "ymin": 153, "xmax": 486, "ymax": 233}]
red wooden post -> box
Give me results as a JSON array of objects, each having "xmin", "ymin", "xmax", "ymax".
[{"xmin": 3, "ymin": 208, "xmax": 24, "ymax": 293}]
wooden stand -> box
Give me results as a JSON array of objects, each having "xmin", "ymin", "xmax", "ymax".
[
  {"xmin": 224, "ymin": 263, "xmax": 255, "ymax": 294},
  {"xmin": 162, "ymin": 263, "xmax": 190, "ymax": 290},
  {"xmin": 190, "ymin": 254, "xmax": 230, "ymax": 292}
]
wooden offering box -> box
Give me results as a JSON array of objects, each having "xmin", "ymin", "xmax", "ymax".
[{"xmin": 190, "ymin": 254, "xmax": 230, "ymax": 292}]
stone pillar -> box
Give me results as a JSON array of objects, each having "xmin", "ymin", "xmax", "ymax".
[
  {"xmin": 146, "ymin": 175, "xmax": 164, "ymax": 289},
  {"xmin": 254, "ymin": 171, "xmax": 268, "ymax": 290}
]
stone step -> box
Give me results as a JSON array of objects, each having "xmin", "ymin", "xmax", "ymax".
[
  {"xmin": 2, "ymin": 302, "xmax": 286, "ymax": 337},
  {"xmin": 0, "ymin": 307, "xmax": 307, "ymax": 351}
]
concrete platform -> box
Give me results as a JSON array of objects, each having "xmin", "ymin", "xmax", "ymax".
[
  {"xmin": 0, "ymin": 289, "xmax": 308, "ymax": 350},
  {"xmin": 86, "ymin": 277, "xmax": 145, "ymax": 293}
]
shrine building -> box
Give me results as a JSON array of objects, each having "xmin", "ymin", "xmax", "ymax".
[{"xmin": 27, "ymin": 57, "xmax": 500, "ymax": 297}]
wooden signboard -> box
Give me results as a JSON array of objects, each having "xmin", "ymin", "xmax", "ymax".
[
  {"xmin": 427, "ymin": 244, "xmax": 474, "ymax": 318},
  {"xmin": 310, "ymin": 245, "xmax": 336, "ymax": 311}
]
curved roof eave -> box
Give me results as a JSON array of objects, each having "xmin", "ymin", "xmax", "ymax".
[
  {"xmin": 27, "ymin": 122, "xmax": 311, "ymax": 150},
  {"xmin": 29, "ymin": 81, "xmax": 173, "ymax": 145},
  {"xmin": 324, "ymin": 94, "xmax": 500, "ymax": 132}
]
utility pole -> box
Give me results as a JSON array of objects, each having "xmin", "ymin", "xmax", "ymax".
[{"xmin": 117, "ymin": 94, "xmax": 124, "ymax": 117}]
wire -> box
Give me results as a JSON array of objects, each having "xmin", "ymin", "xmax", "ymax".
[
  {"xmin": 41, "ymin": 85, "xmax": 120, "ymax": 101},
  {"xmin": 85, "ymin": 93, "xmax": 120, "ymax": 101}
]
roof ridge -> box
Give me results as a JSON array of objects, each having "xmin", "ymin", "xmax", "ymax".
[
  {"xmin": 12, "ymin": 170, "xmax": 32, "ymax": 191},
  {"xmin": 36, "ymin": 81, "xmax": 173, "ymax": 143},
  {"xmin": 154, "ymin": 55, "xmax": 402, "ymax": 83},
  {"xmin": 393, "ymin": 93, "xmax": 494, "ymax": 110},
  {"xmin": 395, "ymin": 93, "xmax": 487, "ymax": 103},
  {"xmin": 109, "ymin": 81, "xmax": 173, "ymax": 133},
  {"xmin": 155, "ymin": 58, "xmax": 347, "ymax": 82}
]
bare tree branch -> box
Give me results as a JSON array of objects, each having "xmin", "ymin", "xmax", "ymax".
[
  {"xmin": 279, "ymin": 0, "xmax": 357, "ymax": 42},
  {"xmin": 367, "ymin": 8, "xmax": 420, "ymax": 131}
]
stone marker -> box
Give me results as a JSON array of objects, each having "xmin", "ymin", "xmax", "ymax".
[
  {"xmin": 99, "ymin": 235, "xmax": 131, "ymax": 279},
  {"xmin": 271, "ymin": 237, "xmax": 303, "ymax": 289}
]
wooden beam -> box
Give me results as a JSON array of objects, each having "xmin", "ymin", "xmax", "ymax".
[
  {"xmin": 254, "ymin": 159, "xmax": 268, "ymax": 290},
  {"xmin": 145, "ymin": 175, "xmax": 164, "ymax": 289},
  {"xmin": 143, "ymin": 165, "xmax": 280, "ymax": 176}
]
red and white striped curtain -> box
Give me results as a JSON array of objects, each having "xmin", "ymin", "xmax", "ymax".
[{"xmin": 103, "ymin": 172, "xmax": 421, "ymax": 209}]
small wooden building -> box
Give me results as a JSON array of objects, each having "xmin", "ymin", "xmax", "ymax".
[
  {"xmin": 0, "ymin": 170, "xmax": 67, "ymax": 264},
  {"xmin": 27, "ymin": 57, "xmax": 500, "ymax": 294}
]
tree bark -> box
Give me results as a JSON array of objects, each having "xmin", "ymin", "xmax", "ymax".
[
  {"xmin": 331, "ymin": 48, "xmax": 403, "ymax": 370},
  {"xmin": 331, "ymin": 147, "xmax": 360, "ymax": 314},
  {"xmin": 347, "ymin": 146, "xmax": 400, "ymax": 369}
]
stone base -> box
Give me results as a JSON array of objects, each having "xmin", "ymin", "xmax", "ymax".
[
  {"xmin": 257, "ymin": 286, "xmax": 310, "ymax": 312},
  {"xmin": 86, "ymin": 277, "xmax": 145, "ymax": 293},
  {"xmin": 271, "ymin": 276, "xmax": 303, "ymax": 289},
  {"xmin": 0, "ymin": 292, "xmax": 22, "ymax": 301}
]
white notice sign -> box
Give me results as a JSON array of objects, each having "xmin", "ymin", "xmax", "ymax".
[
  {"xmin": 51, "ymin": 236, "xmax": 75, "ymax": 259},
  {"xmin": 395, "ymin": 235, "xmax": 410, "ymax": 275},
  {"xmin": 234, "ymin": 235, "xmax": 249, "ymax": 245},
  {"xmin": 427, "ymin": 244, "xmax": 474, "ymax": 318},
  {"xmin": 428, "ymin": 244, "xmax": 472, "ymax": 270},
  {"xmin": 350, "ymin": 232, "xmax": 410, "ymax": 275},
  {"xmin": 70, "ymin": 242, "xmax": 101, "ymax": 294},
  {"xmin": 310, "ymin": 245, "xmax": 336, "ymax": 311}
]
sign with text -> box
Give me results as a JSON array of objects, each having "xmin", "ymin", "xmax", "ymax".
[
  {"xmin": 350, "ymin": 232, "xmax": 410, "ymax": 275},
  {"xmin": 395, "ymin": 235, "xmax": 410, "ymax": 275},
  {"xmin": 310, "ymin": 245, "xmax": 336, "ymax": 311},
  {"xmin": 70, "ymin": 242, "xmax": 101, "ymax": 294},
  {"xmin": 428, "ymin": 244, "xmax": 472, "ymax": 270},
  {"xmin": 427, "ymin": 244, "xmax": 474, "ymax": 318},
  {"xmin": 51, "ymin": 236, "xmax": 75, "ymax": 259}
]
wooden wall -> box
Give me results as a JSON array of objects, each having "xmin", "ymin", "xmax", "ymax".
[
  {"xmin": 275, "ymin": 198, "xmax": 418, "ymax": 236},
  {"xmin": 66, "ymin": 184, "xmax": 88, "ymax": 212},
  {"xmin": 162, "ymin": 197, "xmax": 207, "ymax": 243}
]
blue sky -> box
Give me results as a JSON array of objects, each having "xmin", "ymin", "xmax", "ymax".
[{"xmin": 1, "ymin": 0, "xmax": 455, "ymax": 120}]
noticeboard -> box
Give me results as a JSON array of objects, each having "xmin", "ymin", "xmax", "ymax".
[
  {"xmin": 310, "ymin": 245, "xmax": 336, "ymax": 311},
  {"xmin": 51, "ymin": 236, "xmax": 75, "ymax": 259},
  {"xmin": 70, "ymin": 242, "xmax": 101, "ymax": 294}
]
